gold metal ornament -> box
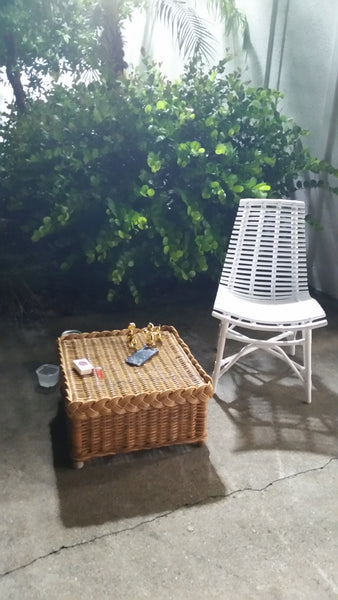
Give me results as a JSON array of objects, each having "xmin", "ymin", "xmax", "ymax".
[
  {"xmin": 154, "ymin": 325, "xmax": 162, "ymax": 344},
  {"xmin": 145, "ymin": 322, "xmax": 156, "ymax": 347},
  {"xmin": 126, "ymin": 322, "xmax": 137, "ymax": 350},
  {"xmin": 144, "ymin": 322, "xmax": 162, "ymax": 347}
]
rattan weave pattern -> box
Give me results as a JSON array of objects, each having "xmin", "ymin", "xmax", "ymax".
[{"xmin": 58, "ymin": 326, "xmax": 213, "ymax": 464}]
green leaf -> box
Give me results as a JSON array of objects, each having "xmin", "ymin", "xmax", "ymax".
[
  {"xmin": 215, "ymin": 143, "xmax": 227, "ymax": 155},
  {"xmin": 263, "ymin": 156, "xmax": 276, "ymax": 167},
  {"xmin": 254, "ymin": 183, "xmax": 271, "ymax": 191},
  {"xmin": 147, "ymin": 152, "xmax": 162, "ymax": 173},
  {"xmin": 191, "ymin": 211, "xmax": 202, "ymax": 222},
  {"xmin": 137, "ymin": 216, "xmax": 147, "ymax": 229},
  {"xmin": 140, "ymin": 185, "xmax": 149, "ymax": 197},
  {"xmin": 156, "ymin": 100, "xmax": 167, "ymax": 111}
]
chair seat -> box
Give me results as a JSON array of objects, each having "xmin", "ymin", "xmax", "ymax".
[{"xmin": 213, "ymin": 286, "xmax": 327, "ymax": 330}]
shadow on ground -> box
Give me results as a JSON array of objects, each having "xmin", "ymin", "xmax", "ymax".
[
  {"xmin": 50, "ymin": 402, "xmax": 225, "ymax": 528},
  {"xmin": 214, "ymin": 367, "xmax": 338, "ymax": 456}
]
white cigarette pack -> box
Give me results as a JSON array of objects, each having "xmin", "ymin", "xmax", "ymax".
[{"xmin": 73, "ymin": 358, "xmax": 94, "ymax": 376}]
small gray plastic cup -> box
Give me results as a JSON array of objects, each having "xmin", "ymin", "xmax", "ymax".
[{"xmin": 36, "ymin": 364, "xmax": 60, "ymax": 388}]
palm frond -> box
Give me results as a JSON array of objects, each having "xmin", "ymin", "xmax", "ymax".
[
  {"xmin": 153, "ymin": 0, "xmax": 216, "ymax": 61},
  {"xmin": 206, "ymin": 0, "xmax": 251, "ymax": 51}
]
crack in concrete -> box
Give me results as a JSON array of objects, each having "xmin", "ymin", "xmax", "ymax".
[
  {"xmin": 0, "ymin": 510, "xmax": 173, "ymax": 579},
  {"xmin": 1, "ymin": 456, "xmax": 336, "ymax": 579},
  {"xmin": 221, "ymin": 456, "xmax": 337, "ymax": 499}
]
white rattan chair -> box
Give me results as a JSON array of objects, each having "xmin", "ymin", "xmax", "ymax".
[{"xmin": 212, "ymin": 198, "xmax": 327, "ymax": 403}]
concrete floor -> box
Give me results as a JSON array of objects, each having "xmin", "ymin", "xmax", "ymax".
[{"xmin": 0, "ymin": 291, "xmax": 337, "ymax": 600}]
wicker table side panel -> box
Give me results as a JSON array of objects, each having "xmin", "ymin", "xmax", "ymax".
[{"xmin": 66, "ymin": 395, "xmax": 209, "ymax": 461}]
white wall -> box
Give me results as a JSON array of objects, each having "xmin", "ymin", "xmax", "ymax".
[{"xmin": 239, "ymin": 0, "xmax": 338, "ymax": 298}]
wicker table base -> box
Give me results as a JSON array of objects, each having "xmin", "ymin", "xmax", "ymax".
[{"xmin": 58, "ymin": 326, "xmax": 213, "ymax": 468}]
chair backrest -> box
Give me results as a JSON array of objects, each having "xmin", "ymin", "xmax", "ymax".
[{"xmin": 218, "ymin": 198, "xmax": 310, "ymax": 302}]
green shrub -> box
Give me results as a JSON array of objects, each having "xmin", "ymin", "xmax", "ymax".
[{"xmin": 1, "ymin": 58, "xmax": 336, "ymax": 305}]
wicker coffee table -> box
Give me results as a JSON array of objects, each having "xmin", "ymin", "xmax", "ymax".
[{"xmin": 58, "ymin": 326, "xmax": 213, "ymax": 468}]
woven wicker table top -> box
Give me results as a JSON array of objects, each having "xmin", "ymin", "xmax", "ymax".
[{"xmin": 58, "ymin": 325, "xmax": 213, "ymax": 406}]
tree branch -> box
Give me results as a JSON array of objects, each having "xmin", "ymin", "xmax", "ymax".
[{"xmin": 4, "ymin": 31, "xmax": 26, "ymax": 111}]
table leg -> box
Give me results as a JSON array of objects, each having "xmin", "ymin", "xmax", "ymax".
[{"xmin": 72, "ymin": 460, "xmax": 84, "ymax": 469}]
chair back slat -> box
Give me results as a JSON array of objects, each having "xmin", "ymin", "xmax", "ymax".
[{"xmin": 219, "ymin": 199, "xmax": 310, "ymax": 301}]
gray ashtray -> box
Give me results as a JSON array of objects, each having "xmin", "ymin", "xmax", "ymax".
[{"xmin": 61, "ymin": 329, "xmax": 81, "ymax": 336}]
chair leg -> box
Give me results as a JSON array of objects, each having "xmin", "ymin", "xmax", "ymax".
[
  {"xmin": 303, "ymin": 328, "xmax": 312, "ymax": 404},
  {"xmin": 289, "ymin": 330, "xmax": 297, "ymax": 356},
  {"xmin": 212, "ymin": 319, "xmax": 229, "ymax": 391}
]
